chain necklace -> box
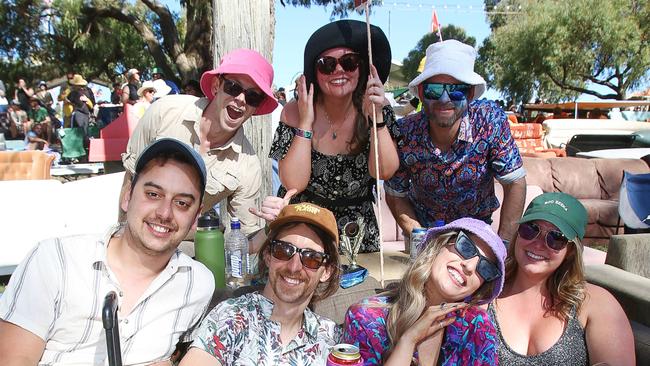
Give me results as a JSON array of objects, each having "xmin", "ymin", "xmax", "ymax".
[{"xmin": 323, "ymin": 108, "xmax": 347, "ymax": 140}]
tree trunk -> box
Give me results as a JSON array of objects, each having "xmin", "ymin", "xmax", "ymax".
[{"xmin": 213, "ymin": 0, "xmax": 276, "ymax": 227}]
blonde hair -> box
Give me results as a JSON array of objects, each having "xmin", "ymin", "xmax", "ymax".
[
  {"xmin": 504, "ymin": 232, "xmax": 586, "ymax": 321},
  {"xmin": 383, "ymin": 231, "xmax": 496, "ymax": 353}
]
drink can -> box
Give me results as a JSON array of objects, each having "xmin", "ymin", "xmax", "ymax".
[
  {"xmin": 327, "ymin": 343, "xmax": 363, "ymax": 366},
  {"xmin": 410, "ymin": 227, "xmax": 428, "ymax": 262}
]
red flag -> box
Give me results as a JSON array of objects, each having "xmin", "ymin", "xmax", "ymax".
[
  {"xmin": 354, "ymin": 0, "xmax": 369, "ymax": 11},
  {"xmin": 431, "ymin": 9, "xmax": 441, "ymax": 33}
]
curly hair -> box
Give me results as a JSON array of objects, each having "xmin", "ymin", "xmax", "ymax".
[
  {"xmin": 383, "ymin": 231, "xmax": 496, "ymax": 351},
  {"xmin": 312, "ymin": 54, "xmax": 370, "ymax": 155},
  {"xmin": 256, "ymin": 222, "xmax": 341, "ymax": 304},
  {"xmin": 504, "ymin": 233, "xmax": 586, "ymax": 321}
]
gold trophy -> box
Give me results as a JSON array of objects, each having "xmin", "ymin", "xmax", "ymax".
[{"xmin": 340, "ymin": 217, "xmax": 368, "ymax": 288}]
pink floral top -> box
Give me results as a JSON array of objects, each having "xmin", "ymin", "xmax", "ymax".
[{"xmin": 342, "ymin": 296, "xmax": 498, "ymax": 365}]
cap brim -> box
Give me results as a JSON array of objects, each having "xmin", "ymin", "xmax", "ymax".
[{"xmin": 518, "ymin": 212, "xmax": 580, "ymax": 242}]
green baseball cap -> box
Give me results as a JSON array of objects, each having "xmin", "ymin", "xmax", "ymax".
[
  {"xmin": 152, "ymin": 67, "xmax": 163, "ymax": 75},
  {"xmin": 518, "ymin": 192, "xmax": 588, "ymax": 242}
]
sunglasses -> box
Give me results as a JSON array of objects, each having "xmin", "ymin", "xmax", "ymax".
[
  {"xmin": 270, "ymin": 239, "xmax": 330, "ymax": 270},
  {"xmin": 421, "ymin": 83, "xmax": 472, "ymax": 101},
  {"xmin": 453, "ymin": 231, "xmax": 501, "ymax": 282},
  {"xmin": 220, "ymin": 77, "xmax": 266, "ymax": 107},
  {"xmin": 315, "ymin": 53, "xmax": 363, "ymax": 75},
  {"xmin": 518, "ymin": 222, "xmax": 570, "ymax": 251}
]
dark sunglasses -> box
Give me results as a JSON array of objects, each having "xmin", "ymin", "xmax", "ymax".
[
  {"xmin": 315, "ymin": 53, "xmax": 363, "ymax": 75},
  {"xmin": 220, "ymin": 77, "xmax": 266, "ymax": 107},
  {"xmin": 518, "ymin": 222, "xmax": 570, "ymax": 251},
  {"xmin": 422, "ymin": 83, "xmax": 472, "ymax": 101},
  {"xmin": 270, "ymin": 239, "xmax": 330, "ymax": 270},
  {"xmin": 453, "ymin": 231, "xmax": 501, "ymax": 282}
]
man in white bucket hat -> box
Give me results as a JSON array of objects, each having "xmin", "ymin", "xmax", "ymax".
[{"xmin": 385, "ymin": 39, "xmax": 526, "ymax": 243}]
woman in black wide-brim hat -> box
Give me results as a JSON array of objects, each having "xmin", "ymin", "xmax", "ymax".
[{"xmin": 269, "ymin": 19, "xmax": 399, "ymax": 253}]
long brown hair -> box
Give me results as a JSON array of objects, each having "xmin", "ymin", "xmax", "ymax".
[{"xmin": 504, "ymin": 232, "xmax": 586, "ymax": 321}]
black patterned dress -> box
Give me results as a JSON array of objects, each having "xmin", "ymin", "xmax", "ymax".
[{"xmin": 269, "ymin": 116, "xmax": 399, "ymax": 253}]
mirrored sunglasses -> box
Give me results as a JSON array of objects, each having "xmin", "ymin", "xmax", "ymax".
[
  {"xmin": 315, "ymin": 53, "xmax": 363, "ymax": 75},
  {"xmin": 517, "ymin": 222, "xmax": 570, "ymax": 251},
  {"xmin": 270, "ymin": 239, "xmax": 329, "ymax": 270},
  {"xmin": 221, "ymin": 77, "xmax": 266, "ymax": 107},
  {"xmin": 422, "ymin": 82, "xmax": 472, "ymax": 101},
  {"xmin": 454, "ymin": 231, "xmax": 501, "ymax": 282}
]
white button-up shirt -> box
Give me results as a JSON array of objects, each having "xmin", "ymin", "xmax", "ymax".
[{"xmin": 0, "ymin": 225, "xmax": 214, "ymax": 365}]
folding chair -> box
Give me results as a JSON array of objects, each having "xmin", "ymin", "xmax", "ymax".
[
  {"xmin": 102, "ymin": 291, "xmax": 123, "ymax": 366},
  {"xmin": 617, "ymin": 171, "xmax": 650, "ymax": 234}
]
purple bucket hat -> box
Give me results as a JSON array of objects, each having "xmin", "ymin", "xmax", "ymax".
[{"xmin": 419, "ymin": 217, "xmax": 506, "ymax": 304}]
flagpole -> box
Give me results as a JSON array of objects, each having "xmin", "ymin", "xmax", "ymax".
[{"xmin": 363, "ymin": 0, "xmax": 385, "ymax": 288}]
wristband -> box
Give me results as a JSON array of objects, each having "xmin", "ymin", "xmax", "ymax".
[
  {"xmin": 293, "ymin": 127, "xmax": 313, "ymax": 140},
  {"xmin": 367, "ymin": 116, "xmax": 387, "ymax": 129}
]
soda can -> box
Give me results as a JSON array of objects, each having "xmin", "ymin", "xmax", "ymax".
[{"xmin": 327, "ymin": 343, "xmax": 363, "ymax": 366}]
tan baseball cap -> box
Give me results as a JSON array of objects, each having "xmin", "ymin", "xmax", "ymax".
[{"xmin": 269, "ymin": 203, "xmax": 339, "ymax": 246}]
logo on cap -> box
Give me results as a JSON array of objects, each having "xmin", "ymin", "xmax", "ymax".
[
  {"xmin": 294, "ymin": 203, "xmax": 320, "ymax": 215},
  {"xmin": 543, "ymin": 199, "xmax": 569, "ymax": 211}
]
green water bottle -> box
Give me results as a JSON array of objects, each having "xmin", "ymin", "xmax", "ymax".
[{"xmin": 194, "ymin": 214, "xmax": 226, "ymax": 289}]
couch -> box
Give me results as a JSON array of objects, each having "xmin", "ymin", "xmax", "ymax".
[
  {"xmin": 543, "ymin": 118, "xmax": 650, "ymax": 149},
  {"xmin": 523, "ymin": 156, "xmax": 650, "ymax": 245},
  {"xmin": 0, "ymin": 150, "xmax": 55, "ymax": 180},
  {"xmin": 586, "ymin": 234, "xmax": 650, "ymax": 364}
]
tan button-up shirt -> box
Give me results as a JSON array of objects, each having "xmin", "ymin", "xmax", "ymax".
[{"xmin": 122, "ymin": 94, "xmax": 262, "ymax": 234}]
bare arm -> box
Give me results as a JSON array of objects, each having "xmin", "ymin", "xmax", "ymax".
[
  {"xmin": 121, "ymin": 86, "xmax": 131, "ymax": 104},
  {"xmin": 277, "ymin": 76, "xmax": 313, "ymax": 193},
  {"xmin": 497, "ymin": 176, "xmax": 526, "ymax": 240},
  {"xmin": 385, "ymin": 192, "xmax": 421, "ymax": 237},
  {"xmin": 179, "ymin": 347, "xmax": 221, "ymax": 366},
  {"xmin": 0, "ymin": 320, "xmax": 46, "ymax": 366},
  {"xmin": 583, "ymin": 284, "xmax": 635, "ymax": 365}
]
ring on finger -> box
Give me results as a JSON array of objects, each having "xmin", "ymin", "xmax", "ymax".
[{"xmin": 440, "ymin": 302, "xmax": 446, "ymax": 310}]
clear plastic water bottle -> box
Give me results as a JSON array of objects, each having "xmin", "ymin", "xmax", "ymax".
[{"xmin": 225, "ymin": 217, "xmax": 249, "ymax": 289}]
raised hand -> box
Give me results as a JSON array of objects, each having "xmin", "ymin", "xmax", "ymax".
[
  {"xmin": 363, "ymin": 64, "xmax": 386, "ymax": 117},
  {"xmin": 401, "ymin": 302, "xmax": 468, "ymax": 347},
  {"xmin": 249, "ymin": 189, "xmax": 298, "ymax": 223},
  {"xmin": 295, "ymin": 75, "xmax": 314, "ymax": 129}
]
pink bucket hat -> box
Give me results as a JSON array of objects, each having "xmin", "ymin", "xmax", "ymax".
[{"xmin": 200, "ymin": 48, "xmax": 278, "ymax": 116}]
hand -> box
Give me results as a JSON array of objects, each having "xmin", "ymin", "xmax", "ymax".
[
  {"xmin": 79, "ymin": 95, "xmax": 88, "ymax": 102},
  {"xmin": 363, "ymin": 64, "xmax": 386, "ymax": 117},
  {"xmin": 295, "ymin": 75, "xmax": 314, "ymax": 129},
  {"xmin": 400, "ymin": 302, "xmax": 468, "ymax": 347},
  {"xmin": 249, "ymin": 189, "xmax": 297, "ymax": 223}
]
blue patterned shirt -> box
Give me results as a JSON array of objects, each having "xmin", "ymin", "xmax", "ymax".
[
  {"xmin": 191, "ymin": 292, "xmax": 341, "ymax": 366},
  {"xmin": 385, "ymin": 99, "xmax": 524, "ymax": 227}
]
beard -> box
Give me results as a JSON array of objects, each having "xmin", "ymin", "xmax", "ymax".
[
  {"xmin": 268, "ymin": 267, "xmax": 319, "ymax": 305},
  {"xmin": 423, "ymin": 98, "xmax": 468, "ymax": 128}
]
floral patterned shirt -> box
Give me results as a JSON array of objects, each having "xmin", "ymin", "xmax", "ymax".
[
  {"xmin": 385, "ymin": 99, "xmax": 524, "ymax": 227},
  {"xmin": 191, "ymin": 292, "xmax": 341, "ymax": 366},
  {"xmin": 342, "ymin": 295, "xmax": 498, "ymax": 366}
]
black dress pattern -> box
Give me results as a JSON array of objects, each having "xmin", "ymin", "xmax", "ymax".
[{"xmin": 269, "ymin": 114, "xmax": 399, "ymax": 253}]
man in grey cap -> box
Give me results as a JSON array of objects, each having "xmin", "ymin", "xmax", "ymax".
[
  {"xmin": 0, "ymin": 138, "xmax": 214, "ymax": 365},
  {"xmin": 385, "ymin": 40, "xmax": 527, "ymax": 242}
]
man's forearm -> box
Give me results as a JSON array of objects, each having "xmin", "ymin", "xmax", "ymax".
[
  {"xmin": 498, "ymin": 177, "xmax": 527, "ymax": 240},
  {"xmin": 385, "ymin": 193, "xmax": 421, "ymax": 237}
]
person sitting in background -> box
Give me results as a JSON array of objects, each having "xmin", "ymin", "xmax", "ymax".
[
  {"xmin": 152, "ymin": 67, "xmax": 180, "ymax": 95},
  {"xmin": 26, "ymin": 96, "xmax": 51, "ymax": 143},
  {"xmin": 7, "ymin": 100, "xmax": 28, "ymax": 139},
  {"xmin": 488, "ymin": 192, "xmax": 635, "ymax": 365},
  {"xmin": 133, "ymin": 80, "xmax": 157, "ymax": 118},
  {"xmin": 35, "ymin": 81, "xmax": 54, "ymax": 111},
  {"xmin": 343, "ymin": 218, "xmax": 505, "ymax": 365},
  {"xmin": 110, "ymin": 81, "xmax": 122, "ymax": 104},
  {"xmin": 180, "ymin": 202, "xmax": 341, "ymax": 366},
  {"xmin": 24, "ymin": 122, "xmax": 48, "ymax": 150},
  {"xmin": 182, "ymin": 79, "xmax": 204, "ymax": 97}
]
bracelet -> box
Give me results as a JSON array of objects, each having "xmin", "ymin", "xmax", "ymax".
[
  {"xmin": 293, "ymin": 127, "xmax": 313, "ymax": 139},
  {"xmin": 367, "ymin": 116, "xmax": 387, "ymax": 129}
]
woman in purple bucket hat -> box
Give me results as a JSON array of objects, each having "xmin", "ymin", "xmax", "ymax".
[{"xmin": 343, "ymin": 217, "xmax": 506, "ymax": 365}]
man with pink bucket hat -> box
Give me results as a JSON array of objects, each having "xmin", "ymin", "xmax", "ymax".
[{"xmin": 122, "ymin": 49, "xmax": 278, "ymax": 235}]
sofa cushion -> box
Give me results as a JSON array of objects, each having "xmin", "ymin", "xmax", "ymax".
[
  {"xmin": 593, "ymin": 158, "xmax": 650, "ymax": 200},
  {"xmin": 550, "ymin": 158, "xmax": 601, "ymax": 199},
  {"xmin": 606, "ymin": 234, "xmax": 650, "ymax": 278},
  {"xmin": 522, "ymin": 158, "xmax": 554, "ymax": 192},
  {"xmin": 579, "ymin": 198, "xmax": 619, "ymax": 226},
  {"xmin": 0, "ymin": 151, "xmax": 55, "ymax": 180}
]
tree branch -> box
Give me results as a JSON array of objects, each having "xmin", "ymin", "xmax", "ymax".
[
  {"xmin": 139, "ymin": 0, "xmax": 183, "ymax": 63},
  {"xmin": 546, "ymin": 72, "xmax": 620, "ymax": 99}
]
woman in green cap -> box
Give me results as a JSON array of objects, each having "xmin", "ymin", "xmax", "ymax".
[{"xmin": 488, "ymin": 192, "xmax": 634, "ymax": 365}]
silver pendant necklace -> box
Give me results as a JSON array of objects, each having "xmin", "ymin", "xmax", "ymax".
[{"xmin": 323, "ymin": 109, "xmax": 341, "ymax": 140}]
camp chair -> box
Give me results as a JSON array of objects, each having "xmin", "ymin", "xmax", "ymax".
[
  {"xmin": 617, "ymin": 171, "xmax": 650, "ymax": 234},
  {"xmin": 102, "ymin": 291, "xmax": 122, "ymax": 366}
]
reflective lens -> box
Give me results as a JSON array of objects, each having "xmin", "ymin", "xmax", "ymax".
[
  {"xmin": 316, "ymin": 53, "xmax": 363, "ymax": 75},
  {"xmin": 270, "ymin": 239, "xmax": 329, "ymax": 270},
  {"xmin": 454, "ymin": 231, "xmax": 501, "ymax": 282},
  {"xmin": 221, "ymin": 77, "xmax": 266, "ymax": 107},
  {"xmin": 422, "ymin": 83, "xmax": 471, "ymax": 101},
  {"xmin": 517, "ymin": 222, "xmax": 569, "ymax": 251}
]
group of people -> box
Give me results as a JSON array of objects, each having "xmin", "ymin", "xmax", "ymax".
[{"xmin": 0, "ymin": 18, "xmax": 636, "ymax": 366}]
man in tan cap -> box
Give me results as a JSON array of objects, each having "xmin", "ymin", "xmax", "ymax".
[{"xmin": 180, "ymin": 202, "xmax": 341, "ymax": 365}]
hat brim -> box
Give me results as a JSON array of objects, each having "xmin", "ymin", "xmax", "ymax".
[
  {"xmin": 408, "ymin": 70, "xmax": 486, "ymax": 100},
  {"xmin": 137, "ymin": 87, "xmax": 156, "ymax": 97},
  {"xmin": 518, "ymin": 212, "xmax": 581, "ymax": 243},
  {"xmin": 304, "ymin": 20, "xmax": 392, "ymax": 88},
  {"xmin": 200, "ymin": 66, "xmax": 278, "ymax": 116}
]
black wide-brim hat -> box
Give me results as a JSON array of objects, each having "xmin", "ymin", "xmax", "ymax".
[{"xmin": 304, "ymin": 19, "xmax": 391, "ymax": 88}]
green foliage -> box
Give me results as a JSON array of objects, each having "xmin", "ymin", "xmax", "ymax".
[
  {"xmin": 280, "ymin": 0, "xmax": 382, "ymax": 19},
  {"xmin": 482, "ymin": 0, "xmax": 650, "ymax": 101},
  {"xmin": 401, "ymin": 25, "xmax": 477, "ymax": 83}
]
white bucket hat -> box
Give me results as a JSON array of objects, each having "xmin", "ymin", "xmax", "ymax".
[
  {"xmin": 137, "ymin": 80, "xmax": 156, "ymax": 97},
  {"xmin": 152, "ymin": 79, "xmax": 172, "ymax": 99},
  {"xmin": 409, "ymin": 40, "xmax": 486, "ymax": 100}
]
